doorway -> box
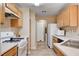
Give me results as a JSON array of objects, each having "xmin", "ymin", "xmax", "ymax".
[{"xmin": 36, "ymin": 20, "xmax": 47, "ymax": 43}]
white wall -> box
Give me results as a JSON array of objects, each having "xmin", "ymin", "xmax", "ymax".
[
  {"xmin": 19, "ymin": 8, "xmax": 36, "ymax": 49},
  {"xmin": 30, "ymin": 10, "xmax": 36, "ymax": 49},
  {"xmin": 19, "ymin": 8, "xmax": 30, "ymax": 38}
]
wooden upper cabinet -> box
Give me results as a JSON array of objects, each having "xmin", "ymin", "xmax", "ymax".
[
  {"xmin": 78, "ymin": 6, "xmax": 79, "ymax": 26},
  {"xmin": 19, "ymin": 19, "xmax": 23, "ymax": 28},
  {"xmin": 69, "ymin": 5, "xmax": 78, "ymax": 26},
  {"xmin": 60, "ymin": 13, "xmax": 63, "ymax": 27},
  {"xmin": 5, "ymin": 3, "xmax": 17, "ymax": 14},
  {"xmin": 17, "ymin": 9, "xmax": 22, "ymax": 17},
  {"xmin": 0, "ymin": 3, "xmax": 5, "ymax": 24},
  {"xmin": 63, "ymin": 7, "xmax": 70, "ymax": 26},
  {"xmin": 57, "ymin": 13, "xmax": 63, "ymax": 27},
  {"xmin": 57, "ymin": 11, "xmax": 65, "ymax": 27},
  {"xmin": 57, "ymin": 15, "xmax": 59, "ymax": 26},
  {"xmin": 11, "ymin": 19, "xmax": 23, "ymax": 28},
  {"xmin": 57, "ymin": 14, "xmax": 61, "ymax": 27},
  {"xmin": 5, "ymin": 3, "xmax": 21, "ymax": 18},
  {"xmin": 57, "ymin": 4, "xmax": 78, "ymax": 27}
]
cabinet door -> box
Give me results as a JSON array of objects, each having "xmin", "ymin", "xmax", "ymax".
[
  {"xmin": 53, "ymin": 37, "xmax": 58, "ymax": 43},
  {"xmin": 0, "ymin": 3, "xmax": 5, "ymax": 24},
  {"xmin": 63, "ymin": 7, "xmax": 70, "ymax": 26},
  {"xmin": 17, "ymin": 9, "xmax": 22, "ymax": 17},
  {"xmin": 57, "ymin": 15, "xmax": 60, "ymax": 27},
  {"xmin": 5, "ymin": 3, "xmax": 22, "ymax": 18},
  {"xmin": 11, "ymin": 19, "xmax": 18, "ymax": 28},
  {"xmin": 60, "ymin": 13, "xmax": 63, "ymax": 27},
  {"xmin": 78, "ymin": 6, "xmax": 79, "ymax": 26},
  {"xmin": 2, "ymin": 46, "xmax": 17, "ymax": 56},
  {"xmin": 62, "ymin": 11, "xmax": 65, "ymax": 27},
  {"xmin": 5, "ymin": 3, "xmax": 17, "ymax": 13},
  {"xmin": 5, "ymin": 3, "xmax": 21, "ymax": 17},
  {"xmin": 53, "ymin": 46, "xmax": 64, "ymax": 56},
  {"xmin": 18, "ymin": 19, "xmax": 23, "ymax": 28},
  {"xmin": 69, "ymin": 5, "xmax": 78, "ymax": 26},
  {"xmin": 11, "ymin": 19, "xmax": 23, "ymax": 28},
  {"xmin": 57, "ymin": 14, "xmax": 63, "ymax": 27}
]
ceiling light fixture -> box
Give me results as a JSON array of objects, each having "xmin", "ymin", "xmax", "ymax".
[{"xmin": 34, "ymin": 3, "xmax": 40, "ymax": 6}]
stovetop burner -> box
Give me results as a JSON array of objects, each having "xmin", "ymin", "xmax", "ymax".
[
  {"xmin": 3, "ymin": 39, "xmax": 22, "ymax": 43},
  {"xmin": 2, "ymin": 38, "xmax": 24, "ymax": 43},
  {"xmin": 3, "ymin": 39, "xmax": 21, "ymax": 43}
]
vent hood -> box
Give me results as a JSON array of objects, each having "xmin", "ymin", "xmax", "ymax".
[
  {"xmin": 5, "ymin": 7, "xmax": 19, "ymax": 19},
  {"xmin": 5, "ymin": 12, "xmax": 17, "ymax": 17}
]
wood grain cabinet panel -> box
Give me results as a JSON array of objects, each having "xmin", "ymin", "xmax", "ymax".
[
  {"xmin": 61, "ymin": 12, "xmax": 64, "ymax": 27},
  {"xmin": 78, "ymin": 6, "xmax": 79, "ymax": 26},
  {"xmin": 57, "ymin": 14, "xmax": 63, "ymax": 27},
  {"xmin": 18, "ymin": 19, "xmax": 23, "ymax": 27},
  {"xmin": 63, "ymin": 7, "xmax": 70, "ymax": 26},
  {"xmin": 2, "ymin": 46, "xmax": 17, "ymax": 56},
  {"xmin": 53, "ymin": 37, "xmax": 58, "ymax": 43},
  {"xmin": 5, "ymin": 3, "xmax": 22, "ymax": 18},
  {"xmin": 57, "ymin": 4, "xmax": 78, "ymax": 27},
  {"xmin": 53, "ymin": 46, "xmax": 64, "ymax": 56},
  {"xmin": 57, "ymin": 16, "xmax": 59, "ymax": 27},
  {"xmin": 57, "ymin": 12, "xmax": 64, "ymax": 27},
  {"xmin": 0, "ymin": 3, "xmax": 5, "ymax": 24},
  {"xmin": 69, "ymin": 5, "xmax": 78, "ymax": 26},
  {"xmin": 11, "ymin": 19, "xmax": 23, "ymax": 28},
  {"xmin": 5, "ymin": 3, "xmax": 18, "ymax": 14}
]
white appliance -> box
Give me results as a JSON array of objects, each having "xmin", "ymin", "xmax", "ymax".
[
  {"xmin": 0, "ymin": 32, "xmax": 27, "ymax": 56},
  {"xmin": 47, "ymin": 24, "xmax": 58, "ymax": 48},
  {"xmin": 57, "ymin": 30, "xmax": 64, "ymax": 36}
]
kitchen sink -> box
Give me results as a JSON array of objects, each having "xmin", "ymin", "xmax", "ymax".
[{"xmin": 61, "ymin": 40, "xmax": 79, "ymax": 49}]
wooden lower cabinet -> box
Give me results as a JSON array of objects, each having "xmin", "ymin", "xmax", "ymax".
[
  {"xmin": 53, "ymin": 46, "xmax": 64, "ymax": 56},
  {"xmin": 53, "ymin": 36, "xmax": 58, "ymax": 43},
  {"xmin": 2, "ymin": 46, "xmax": 17, "ymax": 56},
  {"xmin": 53, "ymin": 36, "xmax": 63, "ymax": 43}
]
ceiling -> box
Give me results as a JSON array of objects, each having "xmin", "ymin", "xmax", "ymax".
[{"xmin": 16, "ymin": 3, "xmax": 68, "ymax": 16}]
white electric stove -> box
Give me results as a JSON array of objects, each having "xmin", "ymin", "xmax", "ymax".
[{"xmin": 0, "ymin": 32, "xmax": 27, "ymax": 56}]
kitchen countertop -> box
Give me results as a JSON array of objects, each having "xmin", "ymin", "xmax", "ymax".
[
  {"xmin": 53, "ymin": 35, "xmax": 79, "ymax": 56},
  {"xmin": 0, "ymin": 43, "xmax": 17, "ymax": 55},
  {"xmin": 54, "ymin": 43, "xmax": 79, "ymax": 56},
  {"xmin": 53, "ymin": 35, "xmax": 79, "ymax": 41}
]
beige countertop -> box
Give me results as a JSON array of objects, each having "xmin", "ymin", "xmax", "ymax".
[
  {"xmin": 0, "ymin": 43, "xmax": 17, "ymax": 55},
  {"xmin": 53, "ymin": 35, "xmax": 79, "ymax": 41},
  {"xmin": 54, "ymin": 43, "xmax": 79, "ymax": 56},
  {"xmin": 53, "ymin": 35, "xmax": 79, "ymax": 56}
]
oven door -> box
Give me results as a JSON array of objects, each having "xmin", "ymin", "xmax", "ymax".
[
  {"xmin": 18, "ymin": 43, "xmax": 27, "ymax": 56},
  {"xmin": 18, "ymin": 39, "xmax": 27, "ymax": 56}
]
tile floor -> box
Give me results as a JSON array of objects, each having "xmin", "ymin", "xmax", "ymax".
[{"xmin": 29, "ymin": 41, "xmax": 56, "ymax": 56}]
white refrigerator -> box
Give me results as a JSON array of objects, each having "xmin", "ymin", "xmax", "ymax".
[{"xmin": 47, "ymin": 23, "xmax": 58, "ymax": 48}]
